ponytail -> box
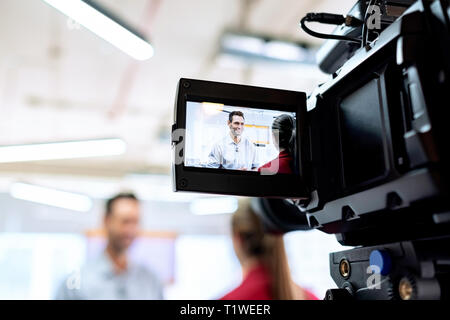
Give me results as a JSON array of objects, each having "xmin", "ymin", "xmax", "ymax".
[
  {"xmin": 272, "ymin": 114, "xmax": 296, "ymax": 156},
  {"xmin": 231, "ymin": 207, "xmax": 294, "ymax": 300}
]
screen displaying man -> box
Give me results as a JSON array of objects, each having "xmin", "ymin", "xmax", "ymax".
[{"xmin": 206, "ymin": 111, "xmax": 259, "ymax": 170}]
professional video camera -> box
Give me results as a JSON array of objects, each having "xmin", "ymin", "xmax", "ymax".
[{"xmin": 172, "ymin": 0, "xmax": 450, "ymax": 300}]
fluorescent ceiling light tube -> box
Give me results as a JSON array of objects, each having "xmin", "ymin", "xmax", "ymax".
[
  {"xmin": 0, "ymin": 138, "xmax": 127, "ymax": 163},
  {"xmin": 221, "ymin": 32, "xmax": 313, "ymax": 64},
  {"xmin": 264, "ymin": 41, "xmax": 308, "ymax": 62},
  {"xmin": 10, "ymin": 182, "xmax": 93, "ymax": 212},
  {"xmin": 190, "ymin": 197, "xmax": 238, "ymax": 215},
  {"xmin": 42, "ymin": 0, "xmax": 154, "ymax": 60},
  {"xmin": 222, "ymin": 34, "xmax": 265, "ymax": 55},
  {"xmin": 202, "ymin": 102, "xmax": 224, "ymax": 116}
]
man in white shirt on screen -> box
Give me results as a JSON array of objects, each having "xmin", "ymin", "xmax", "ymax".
[{"xmin": 206, "ymin": 110, "xmax": 259, "ymax": 170}]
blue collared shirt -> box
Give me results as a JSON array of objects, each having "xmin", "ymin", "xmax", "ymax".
[
  {"xmin": 55, "ymin": 252, "xmax": 163, "ymax": 300},
  {"xmin": 206, "ymin": 134, "xmax": 259, "ymax": 170}
]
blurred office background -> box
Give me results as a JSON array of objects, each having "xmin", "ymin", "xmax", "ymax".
[{"xmin": 0, "ymin": 0, "xmax": 355, "ymax": 299}]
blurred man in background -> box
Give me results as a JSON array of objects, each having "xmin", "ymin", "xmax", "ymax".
[{"xmin": 55, "ymin": 193, "xmax": 163, "ymax": 300}]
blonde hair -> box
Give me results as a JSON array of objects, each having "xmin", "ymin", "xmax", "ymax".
[{"xmin": 231, "ymin": 204, "xmax": 294, "ymax": 300}]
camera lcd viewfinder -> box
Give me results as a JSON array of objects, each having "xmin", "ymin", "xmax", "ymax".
[{"xmin": 172, "ymin": 78, "xmax": 308, "ymax": 198}]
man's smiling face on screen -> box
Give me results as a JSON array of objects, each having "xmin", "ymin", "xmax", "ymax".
[{"xmin": 228, "ymin": 115, "xmax": 245, "ymax": 137}]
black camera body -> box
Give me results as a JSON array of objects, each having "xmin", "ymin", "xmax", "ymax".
[
  {"xmin": 302, "ymin": 0, "xmax": 450, "ymax": 247},
  {"xmin": 172, "ymin": 0, "xmax": 450, "ymax": 299}
]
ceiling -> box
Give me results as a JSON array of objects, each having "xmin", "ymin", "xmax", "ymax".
[{"xmin": 0, "ymin": 0, "xmax": 356, "ymax": 178}]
